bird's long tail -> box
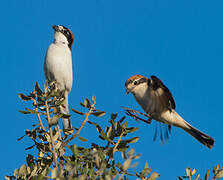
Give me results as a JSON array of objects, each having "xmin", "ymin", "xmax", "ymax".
[
  {"xmin": 183, "ymin": 121, "xmax": 214, "ymax": 149},
  {"xmin": 60, "ymin": 91, "xmax": 72, "ymax": 131},
  {"xmin": 172, "ymin": 112, "xmax": 214, "ymax": 149}
]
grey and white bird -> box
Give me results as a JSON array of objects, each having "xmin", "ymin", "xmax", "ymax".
[
  {"xmin": 44, "ymin": 25, "xmax": 74, "ymax": 131},
  {"xmin": 125, "ymin": 75, "xmax": 214, "ymax": 149}
]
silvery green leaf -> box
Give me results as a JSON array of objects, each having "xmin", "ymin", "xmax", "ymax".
[{"xmin": 18, "ymin": 93, "xmax": 32, "ymax": 101}]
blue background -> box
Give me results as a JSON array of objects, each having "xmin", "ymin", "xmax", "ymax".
[{"xmin": 1, "ymin": 0, "xmax": 222, "ymax": 179}]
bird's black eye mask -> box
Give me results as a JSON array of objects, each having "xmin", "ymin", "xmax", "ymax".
[
  {"xmin": 134, "ymin": 78, "xmax": 147, "ymax": 85},
  {"xmin": 60, "ymin": 25, "xmax": 74, "ymax": 49},
  {"xmin": 125, "ymin": 77, "xmax": 147, "ymax": 87}
]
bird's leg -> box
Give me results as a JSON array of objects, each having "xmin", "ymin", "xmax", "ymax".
[{"xmin": 122, "ymin": 106, "xmax": 153, "ymax": 124}]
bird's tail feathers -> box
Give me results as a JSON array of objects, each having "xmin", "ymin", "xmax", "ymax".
[
  {"xmin": 170, "ymin": 112, "xmax": 214, "ymax": 149},
  {"xmin": 183, "ymin": 121, "xmax": 214, "ymax": 149},
  {"xmin": 60, "ymin": 92, "xmax": 72, "ymax": 131}
]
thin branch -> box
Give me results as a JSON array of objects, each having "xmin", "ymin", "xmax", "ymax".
[
  {"xmin": 32, "ymin": 98, "xmax": 46, "ymax": 131},
  {"xmin": 44, "ymin": 84, "xmax": 58, "ymax": 169},
  {"xmin": 56, "ymin": 124, "xmax": 62, "ymax": 140},
  {"xmin": 62, "ymin": 101, "xmax": 96, "ymax": 148},
  {"xmin": 113, "ymin": 130, "xmax": 124, "ymax": 153},
  {"xmin": 93, "ymin": 169, "xmax": 103, "ymax": 180},
  {"xmin": 52, "ymin": 97, "xmax": 62, "ymax": 140}
]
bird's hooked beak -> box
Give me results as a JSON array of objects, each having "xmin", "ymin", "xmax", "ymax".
[
  {"xmin": 126, "ymin": 87, "xmax": 134, "ymax": 95},
  {"xmin": 52, "ymin": 25, "xmax": 59, "ymax": 32},
  {"xmin": 126, "ymin": 89, "xmax": 130, "ymax": 95}
]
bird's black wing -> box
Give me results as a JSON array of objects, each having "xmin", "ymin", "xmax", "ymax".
[{"xmin": 150, "ymin": 75, "xmax": 176, "ymax": 111}]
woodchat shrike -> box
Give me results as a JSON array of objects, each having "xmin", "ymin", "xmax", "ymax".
[
  {"xmin": 125, "ymin": 75, "xmax": 214, "ymax": 149},
  {"xmin": 44, "ymin": 25, "xmax": 74, "ymax": 131}
]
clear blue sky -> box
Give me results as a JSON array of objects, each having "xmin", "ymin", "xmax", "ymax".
[{"xmin": 1, "ymin": 0, "xmax": 222, "ymax": 179}]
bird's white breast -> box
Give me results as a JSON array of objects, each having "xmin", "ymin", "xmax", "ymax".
[
  {"xmin": 132, "ymin": 83, "xmax": 151, "ymax": 113},
  {"xmin": 44, "ymin": 43, "xmax": 73, "ymax": 92}
]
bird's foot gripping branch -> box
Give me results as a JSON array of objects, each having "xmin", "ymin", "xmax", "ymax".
[
  {"xmin": 5, "ymin": 82, "xmax": 159, "ymax": 180},
  {"xmin": 122, "ymin": 107, "xmax": 152, "ymax": 124}
]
